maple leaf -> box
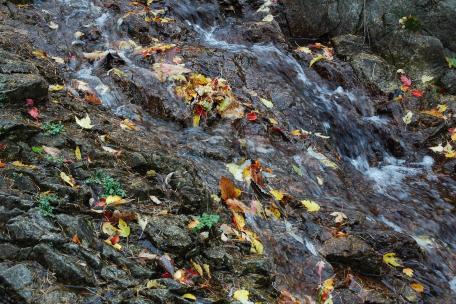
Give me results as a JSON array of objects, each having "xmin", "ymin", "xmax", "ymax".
[
  {"xmin": 403, "ymin": 268, "xmax": 414, "ymax": 277},
  {"xmin": 27, "ymin": 107, "xmax": 40, "ymax": 120},
  {"xmin": 75, "ymin": 114, "xmax": 94, "ymax": 129}
]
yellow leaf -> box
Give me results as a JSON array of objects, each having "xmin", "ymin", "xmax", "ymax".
[
  {"xmin": 437, "ymin": 104, "xmax": 447, "ymax": 113},
  {"xmin": 309, "ymin": 54, "xmax": 325, "ymax": 67},
  {"xmin": 60, "ymin": 172, "xmax": 77, "ymax": 187},
  {"xmin": 49, "ymin": 84, "xmax": 65, "ymax": 92},
  {"xmin": 75, "ymin": 146, "xmax": 82, "ymax": 161},
  {"xmin": 322, "ymin": 278, "xmax": 334, "ymax": 293},
  {"xmin": 270, "ymin": 189, "xmax": 284, "ymax": 201},
  {"xmin": 410, "ymin": 282, "xmax": 424, "ymax": 293},
  {"xmin": 266, "ymin": 203, "xmax": 281, "ymax": 219},
  {"xmin": 295, "ymin": 46, "xmax": 312, "ymax": 54},
  {"xmin": 102, "ymin": 222, "xmax": 118, "ymax": 236},
  {"xmin": 182, "ymin": 294, "xmax": 196, "ymax": 301},
  {"xmin": 12, "ymin": 161, "xmax": 36, "ymax": 170},
  {"xmin": 147, "ymin": 0, "xmax": 153, "ymax": 5},
  {"xmin": 146, "ymin": 279, "xmax": 163, "ymax": 289},
  {"xmin": 403, "ymin": 268, "xmax": 414, "ymax": 277},
  {"xmin": 32, "ymin": 50, "xmax": 47, "ymax": 59},
  {"xmin": 226, "ymin": 163, "xmax": 244, "ymax": 181},
  {"xmin": 104, "ymin": 238, "xmax": 121, "ymax": 250},
  {"xmin": 250, "ymin": 238, "xmax": 264, "ymax": 255},
  {"xmin": 193, "ymin": 114, "xmax": 201, "ymax": 127},
  {"xmin": 232, "ymin": 211, "xmax": 246, "ymax": 231},
  {"xmin": 301, "ymin": 200, "xmax": 320, "ymax": 212},
  {"xmin": 383, "ymin": 252, "xmax": 402, "ymax": 267},
  {"xmin": 75, "ymin": 114, "xmax": 94, "ymax": 129},
  {"xmin": 291, "ymin": 129, "xmax": 301, "ymax": 136},
  {"xmin": 105, "ymin": 195, "xmax": 125, "ymax": 205},
  {"xmin": 451, "ymin": 132, "xmax": 456, "ymax": 142},
  {"xmin": 233, "ymin": 289, "xmax": 249, "ymax": 301},
  {"xmin": 118, "ymin": 219, "xmax": 130, "ymax": 237},
  {"xmin": 191, "ymin": 261, "xmax": 203, "ymax": 276},
  {"xmin": 203, "ymin": 263, "xmax": 211, "ymax": 278}
]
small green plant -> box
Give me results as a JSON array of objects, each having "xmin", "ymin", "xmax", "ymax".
[
  {"xmin": 37, "ymin": 193, "xmax": 57, "ymax": 216},
  {"xmin": 446, "ymin": 57, "xmax": 456, "ymax": 69},
  {"xmin": 399, "ymin": 15, "xmax": 421, "ymax": 31},
  {"xmin": 42, "ymin": 122, "xmax": 64, "ymax": 136},
  {"xmin": 31, "ymin": 146, "xmax": 44, "ymax": 154},
  {"xmin": 86, "ymin": 170, "xmax": 126, "ymax": 197},
  {"xmin": 193, "ymin": 213, "xmax": 220, "ymax": 232}
]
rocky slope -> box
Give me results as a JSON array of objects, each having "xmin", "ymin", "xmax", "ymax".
[{"xmin": 1, "ymin": 0, "xmax": 455, "ymax": 304}]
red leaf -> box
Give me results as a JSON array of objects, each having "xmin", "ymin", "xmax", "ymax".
[
  {"xmin": 27, "ymin": 107, "xmax": 40, "ymax": 120},
  {"xmin": 400, "ymin": 74, "xmax": 412, "ymax": 86},
  {"xmin": 411, "ymin": 89, "xmax": 423, "ymax": 97},
  {"xmin": 25, "ymin": 98, "xmax": 34, "ymax": 106},
  {"xmin": 110, "ymin": 235, "xmax": 120, "ymax": 245},
  {"xmin": 161, "ymin": 272, "xmax": 172, "ymax": 278},
  {"xmin": 194, "ymin": 105, "xmax": 206, "ymax": 117},
  {"xmin": 246, "ymin": 112, "xmax": 257, "ymax": 121}
]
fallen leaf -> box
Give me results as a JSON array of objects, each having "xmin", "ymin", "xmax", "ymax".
[
  {"xmin": 232, "ymin": 211, "xmax": 246, "ymax": 231},
  {"xmin": 51, "ymin": 56, "xmax": 65, "ymax": 64},
  {"xmin": 84, "ymin": 92, "xmax": 102, "ymax": 105},
  {"xmin": 203, "ymin": 264, "xmax": 211, "ymax": 278},
  {"xmin": 402, "ymin": 111, "xmax": 413, "ymax": 125},
  {"xmin": 136, "ymin": 213, "xmax": 149, "ymax": 231},
  {"xmin": 226, "ymin": 162, "xmax": 246, "ymax": 182},
  {"xmin": 48, "ymin": 21, "xmax": 59, "ymax": 29},
  {"xmin": 42, "ymin": 146, "xmax": 60, "ymax": 157},
  {"xmin": 309, "ymin": 54, "xmax": 325, "ymax": 67},
  {"xmin": 71, "ymin": 234, "xmax": 81, "ymax": 244},
  {"xmin": 60, "ymin": 172, "xmax": 77, "ymax": 187},
  {"xmin": 191, "ymin": 261, "xmax": 203, "ymax": 276},
  {"xmin": 301, "ymin": 200, "xmax": 320, "ymax": 212},
  {"xmin": 32, "ymin": 49, "xmax": 47, "ymax": 59},
  {"xmin": 120, "ymin": 119, "xmax": 138, "ymax": 131},
  {"xmin": 403, "ymin": 268, "xmax": 414, "ymax": 277},
  {"xmin": 262, "ymin": 14, "xmax": 274, "ymax": 22},
  {"xmin": 292, "ymin": 164, "xmax": 303, "ymax": 176},
  {"xmin": 152, "ymin": 63, "xmax": 191, "ymax": 82},
  {"xmin": 410, "ymin": 282, "xmax": 424, "ymax": 293},
  {"xmin": 49, "ymin": 84, "xmax": 65, "ymax": 92},
  {"xmin": 250, "ymin": 237, "xmax": 264, "ymax": 255},
  {"xmin": 83, "ymin": 51, "xmax": 108, "ymax": 61},
  {"xmin": 0, "ymin": 161, "xmax": 6, "ymax": 168},
  {"xmin": 246, "ymin": 111, "xmax": 257, "ymax": 121},
  {"xmin": 102, "ymin": 222, "xmax": 118, "ymax": 236},
  {"xmin": 400, "ymin": 74, "xmax": 412, "ymax": 86},
  {"xmin": 449, "ymin": 128, "xmax": 456, "ymax": 141},
  {"xmin": 429, "ymin": 143, "xmax": 444, "ymax": 153},
  {"xmin": 146, "ymin": 279, "xmax": 164, "ymax": 289},
  {"xmin": 295, "ymin": 46, "xmax": 312, "ymax": 54},
  {"xmin": 322, "ymin": 277, "xmax": 334, "ymax": 293},
  {"xmin": 27, "ymin": 107, "xmax": 40, "ymax": 120},
  {"xmin": 330, "ymin": 211, "xmax": 347, "ymax": 223},
  {"xmin": 411, "ymin": 89, "xmax": 423, "ymax": 97},
  {"xmin": 105, "ymin": 195, "xmax": 125, "ymax": 205},
  {"xmin": 75, "ymin": 114, "xmax": 94, "ymax": 129},
  {"xmin": 102, "ymin": 146, "xmax": 122, "ymax": 156},
  {"xmin": 149, "ymin": 195, "xmax": 163, "ymax": 204},
  {"xmin": 12, "ymin": 161, "xmax": 36, "ymax": 169},
  {"xmin": 182, "ymin": 294, "xmax": 196, "ymax": 301},
  {"xmin": 383, "ymin": 252, "xmax": 403, "ymax": 267},
  {"xmin": 219, "ymin": 176, "xmax": 241, "ymax": 201},
  {"xmin": 259, "ymin": 98, "xmax": 274, "ymax": 109},
  {"xmin": 233, "ymin": 289, "xmax": 249, "ymax": 302},
  {"xmin": 270, "ymin": 189, "xmax": 284, "ymax": 201},
  {"xmin": 75, "ymin": 146, "xmax": 82, "ymax": 160},
  {"xmin": 421, "ymin": 75, "xmax": 434, "ymax": 84},
  {"xmin": 118, "ymin": 219, "xmax": 130, "ymax": 237},
  {"xmin": 226, "ymin": 198, "xmax": 250, "ymax": 214}
]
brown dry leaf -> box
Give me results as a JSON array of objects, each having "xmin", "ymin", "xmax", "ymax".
[
  {"xmin": 84, "ymin": 92, "xmax": 102, "ymax": 105},
  {"xmin": 42, "ymin": 146, "xmax": 60, "ymax": 157},
  {"xmin": 219, "ymin": 176, "xmax": 242, "ymax": 201},
  {"xmin": 421, "ymin": 108, "xmax": 445, "ymax": 119},
  {"xmin": 232, "ymin": 211, "xmax": 246, "ymax": 231},
  {"xmin": 225, "ymin": 198, "xmax": 249, "ymax": 214},
  {"xmin": 71, "ymin": 234, "xmax": 81, "ymax": 244}
]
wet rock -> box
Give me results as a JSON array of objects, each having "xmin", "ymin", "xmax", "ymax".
[
  {"xmin": 320, "ymin": 235, "xmax": 381, "ymax": 275},
  {"xmin": 0, "ymin": 50, "xmax": 48, "ymax": 103},
  {"xmin": 6, "ymin": 209, "xmax": 64, "ymax": 243},
  {"xmin": 31, "ymin": 243, "xmax": 96, "ymax": 285},
  {"xmin": 139, "ymin": 288, "xmax": 173, "ymax": 303},
  {"xmin": 331, "ymin": 34, "xmax": 369, "ymax": 58},
  {"xmin": 441, "ymin": 70, "xmax": 456, "ymax": 95},
  {"xmin": 37, "ymin": 290, "xmax": 80, "ymax": 304},
  {"xmin": 123, "ymin": 151, "xmax": 148, "ymax": 172},
  {"xmin": 0, "ymin": 243, "xmax": 20, "ymax": 260},
  {"xmin": 56, "ymin": 214, "xmax": 98, "ymax": 247},
  {"xmin": 144, "ymin": 215, "xmax": 192, "ymax": 254},
  {"xmin": 0, "ymin": 262, "xmax": 34, "ymax": 301},
  {"xmin": 350, "ymin": 52, "xmax": 396, "ymax": 94},
  {"xmin": 101, "ymin": 265, "xmax": 138, "ymax": 287},
  {"xmin": 204, "ymin": 245, "xmax": 234, "ymax": 270}
]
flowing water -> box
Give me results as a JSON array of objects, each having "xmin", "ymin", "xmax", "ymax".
[{"xmin": 28, "ymin": 0, "xmax": 456, "ymax": 301}]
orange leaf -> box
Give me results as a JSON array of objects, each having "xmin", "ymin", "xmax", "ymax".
[
  {"xmin": 0, "ymin": 161, "xmax": 6, "ymax": 168},
  {"xmin": 110, "ymin": 235, "xmax": 120, "ymax": 245},
  {"xmin": 219, "ymin": 176, "xmax": 241, "ymax": 201},
  {"xmin": 84, "ymin": 92, "xmax": 102, "ymax": 105},
  {"xmin": 411, "ymin": 89, "xmax": 423, "ymax": 97},
  {"xmin": 72, "ymin": 234, "xmax": 81, "ymax": 244},
  {"xmin": 232, "ymin": 211, "xmax": 245, "ymax": 231},
  {"xmin": 410, "ymin": 282, "xmax": 424, "ymax": 293}
]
